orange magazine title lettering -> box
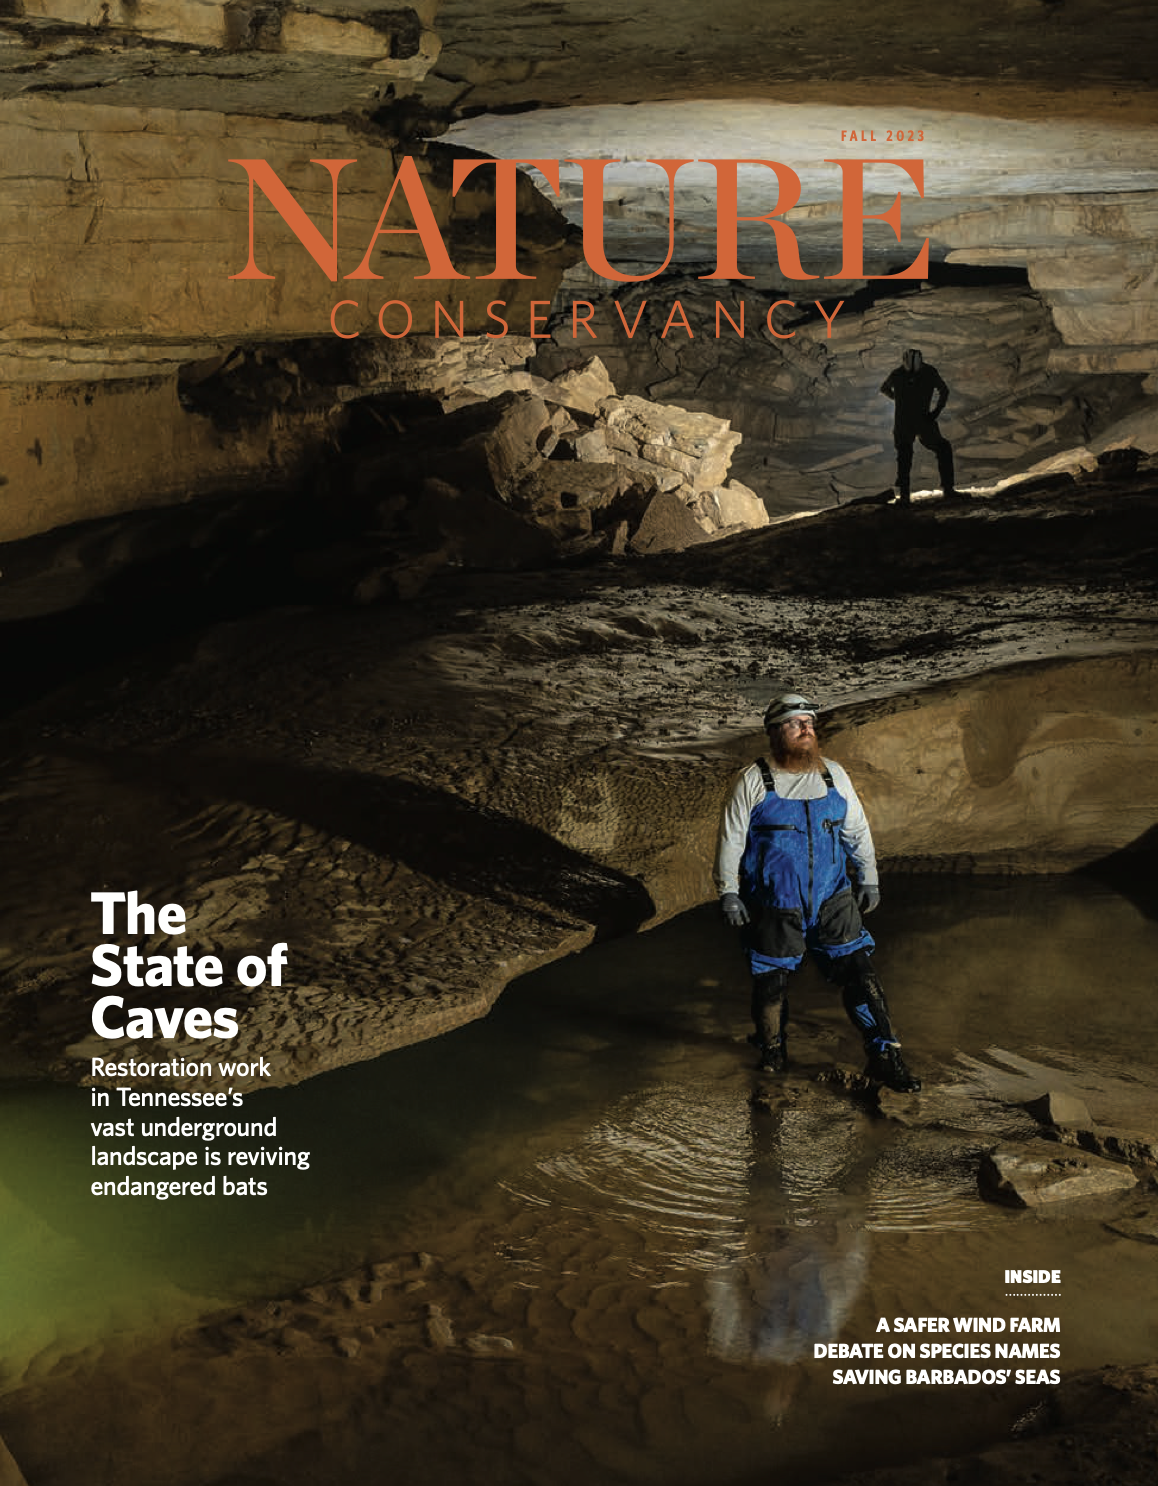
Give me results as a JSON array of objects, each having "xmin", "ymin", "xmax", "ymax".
[{"xmin": 227, "ymin": 156, "xmax": 930, "ymax": 286}]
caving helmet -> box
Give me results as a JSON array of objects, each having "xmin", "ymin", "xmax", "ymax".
[{"xmin": 763, "ymin": 693, "xmax": 819, "ymax": 731}]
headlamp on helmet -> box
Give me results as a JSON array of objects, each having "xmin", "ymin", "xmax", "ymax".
[{"xmin": 763, "ymin": 693, "xmax": 819, "ymax": 731}]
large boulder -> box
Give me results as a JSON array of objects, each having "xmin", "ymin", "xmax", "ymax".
[{"xmin": 979, "ymin": 1141, "xmax": 1138, "ymax": 1207}]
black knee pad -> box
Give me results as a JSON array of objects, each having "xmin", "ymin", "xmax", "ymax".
[
  {"xmin": 751, "ymin": 968, "xmax": 790, "ymax": 1015},
  {"xmin": 831, "ymin": 949, "xmax": 874, "ymax": 989}
]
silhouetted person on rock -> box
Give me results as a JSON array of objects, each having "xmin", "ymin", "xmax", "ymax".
[
  {"xmin": 880, "ymin": 348, "xmax": 960, "ymax": 503},
  {"xmin": 715, "ymin": 693, "xmax": 921, "ymax": 1093}
]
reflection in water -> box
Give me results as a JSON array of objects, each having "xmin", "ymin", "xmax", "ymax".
[
  {"xmin": 501, "ymin": 1076, "xmax": 878, "ymax": 1428},
  {"xmin": 507, "ymin": 1080, "xmax": 879, "ymax": 1409},
  {"xmin": 707, "ymin": 1226, "xmax": 868, "ymax": 1365},
  {"xmin": 706, "ymin": 1094, "xmax": 870, "ymax": 1423}
]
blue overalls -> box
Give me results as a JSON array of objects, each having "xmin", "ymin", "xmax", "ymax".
[{"xmin": 739, "ymin": 759, "xmax": 875, "ymax": 976}]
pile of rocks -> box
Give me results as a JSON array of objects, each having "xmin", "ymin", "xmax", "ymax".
[
  {"xmin": 348, "ymin": 351, "xmax": 767, "ymax": 582},
  {"xmin": 978, "ymin": 1089, "xmax": 1154, "ymax": 1209},
  {"xmin": 479, "ymin": 356, "xmax": 766, "ymax": 554}
]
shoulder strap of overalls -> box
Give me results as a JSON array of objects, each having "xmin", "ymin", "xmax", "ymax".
[{"xmin": 758, "ymin": 758, "xmax": 837, "ymax": 790}]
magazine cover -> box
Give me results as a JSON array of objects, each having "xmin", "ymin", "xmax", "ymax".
[{"xmin": 2, "ymin": 4, "xmax": 1157, "ymax": 1484}]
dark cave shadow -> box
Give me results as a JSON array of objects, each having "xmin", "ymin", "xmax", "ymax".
[
  {"xmin": 1078, "ymin": 825, "xmax": 1158, "ymax": 925},
  {"xmin": 64, "ymin": 744, "xmax": 656, "ymax": 941}
]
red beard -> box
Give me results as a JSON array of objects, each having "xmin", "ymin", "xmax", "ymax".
[{"xmin": 770, "ymin": 734, "xmax": 822, "ymax": 773}]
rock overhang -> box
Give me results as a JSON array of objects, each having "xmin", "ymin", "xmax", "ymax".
[{"xmin": 438, "ymin": 102, "xmax": 1158, "ymax": 282}]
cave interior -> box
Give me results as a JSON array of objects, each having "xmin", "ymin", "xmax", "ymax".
[{"xmin": 1, "ymin": 4, "xmax": 1158, "ymax": 1485}]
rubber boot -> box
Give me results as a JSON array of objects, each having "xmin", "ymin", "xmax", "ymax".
[
  {"xmin": 838, "ymin": 956, "xmax": 921, "ymax": 1093},
  {"xmin": 749, "ymin": 970, "xmax": 789, "ymax": 1073}
]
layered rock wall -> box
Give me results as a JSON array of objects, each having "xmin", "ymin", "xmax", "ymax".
[
  {"xmin": 1, "ymin": 97, "xmax": 572, "ymax": 372},
  {"xmin": 0, "ymin": 376, "xmax": 334, "ymax": 541},
  {"xmin": 0, "ymin": 95, "xmax": 574, "ymax": 543},
  {"xmin": 7, "ymin": 1, "xmax": 440, "ymax": 71},
  {"xmin": 940, "ymin": 193, "xmax": 1158, "ymax": 373}
]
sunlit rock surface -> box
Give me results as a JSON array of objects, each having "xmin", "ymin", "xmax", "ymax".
[{"xmin": 824, "ymin": 655, "xmax": 1158, "ymax": 871}]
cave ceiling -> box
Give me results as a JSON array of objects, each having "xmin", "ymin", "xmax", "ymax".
[
  {"xmin": 427, "ymin": 0, "xmax": 1158, "ymax": 123},
  {"xmin": 2, "ymin": 1, "xmax": 1154, "ymax": 285},
  {"xmin": 5, "ymin": 2, "xmax": 1155, "ymax": 122},
  {"xmin": 3, "ymin": 1, "xmax": 1154, "ymax": 287}
]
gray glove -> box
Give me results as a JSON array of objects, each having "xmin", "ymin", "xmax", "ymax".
[
  {"xmin": 720, "ymin": 892, "xmax": 750, "ymax": 927},
  {"xmin": 857, "ymin": 884, "xmax": 881, "ymax": 915}
]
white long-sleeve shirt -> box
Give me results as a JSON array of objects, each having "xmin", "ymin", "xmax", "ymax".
[{"xmin": 714, "ymin": 758, "xmax": 878, "ymax": 897}]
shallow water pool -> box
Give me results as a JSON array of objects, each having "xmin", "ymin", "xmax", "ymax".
[{"xmin": 2, "ymin": 871, "xmax": 1157, "ymax": 1483}]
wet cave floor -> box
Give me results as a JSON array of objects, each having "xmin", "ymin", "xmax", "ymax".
[{"xmin": 2, "ymin": 876, "xmax": 1158, "ymax": 1486}]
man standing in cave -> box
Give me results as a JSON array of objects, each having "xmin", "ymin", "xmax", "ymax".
[
  {"xmin": 715, "ymin": 693, "xmax": 921, "ymax": 1093},
  {"xmin": 879, "ymin": 347, "xmax": 960, "ymax": 503}
]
